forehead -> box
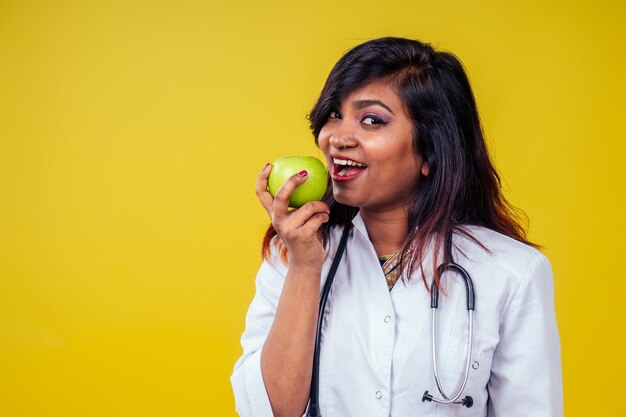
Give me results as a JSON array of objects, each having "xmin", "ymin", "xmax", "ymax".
[{"xmin": 340, "ymin": 79, "xmax": 403, "ymax": 110}]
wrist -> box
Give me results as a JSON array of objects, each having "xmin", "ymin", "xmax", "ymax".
[{"xmin": 288, "ymin": 262, "xmax": 323, "ymax": 275}]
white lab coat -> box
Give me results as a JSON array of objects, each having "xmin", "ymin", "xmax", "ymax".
[{"xmin": 231, "ymin": 212, "xmax": 563, "ymax": 416}]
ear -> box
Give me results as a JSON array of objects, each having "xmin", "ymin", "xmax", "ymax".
[{"xmin": 421, "ymin": 163, "xmax": 430, "ymax": 177}]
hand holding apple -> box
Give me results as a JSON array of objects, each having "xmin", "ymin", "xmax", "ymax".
[
  {"xmin": 255, "ymin": 157, "xmax": 331, "ymax": 269},
  {"xmin": 267, "ymin": 156, "xmax": 328, "ymax": 208}
]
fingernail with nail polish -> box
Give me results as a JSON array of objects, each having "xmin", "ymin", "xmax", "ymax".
[{"xmin": 298, "ymin": 170, "xmax": 308, "ymax": 177}]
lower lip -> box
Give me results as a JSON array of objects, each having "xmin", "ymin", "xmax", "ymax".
[{"xmin": 331, "ymin": 165, "xmax": 367, "ymax": 182}]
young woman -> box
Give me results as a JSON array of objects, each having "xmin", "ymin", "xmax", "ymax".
[{"xmin": 231, "ymin": 37, "xmax": 562, "ymax": 417}]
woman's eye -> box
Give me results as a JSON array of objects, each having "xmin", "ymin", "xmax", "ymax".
[
  {"xmin": 329, "ymin": 110, "xmax": 341, "ymax": 119},
  {"xmin": 362, "ymin": 115, "xmax": 385, "ymax": 125}
]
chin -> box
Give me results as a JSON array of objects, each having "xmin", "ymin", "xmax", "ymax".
[{"xmin": 331, "ymin": 189, "xmax": 364, "ymax": 208}]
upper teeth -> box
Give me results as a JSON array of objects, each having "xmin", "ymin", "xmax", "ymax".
[{"xmin": 333, "ymin": 158, "xmax": 366, "ymax": 167}]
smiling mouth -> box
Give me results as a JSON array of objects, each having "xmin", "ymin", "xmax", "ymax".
[{"xmin": 332, "ymin": 157, "xmax": 367, "ymax": 178}]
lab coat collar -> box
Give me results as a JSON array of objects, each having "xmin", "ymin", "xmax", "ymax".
[
  {"xmin": 349, "ymin": 210, "xmax": 437, "ymax": 282},
  {"xmin": 350, "ymin": 210, "xmax": 371, "ymax": 241}
]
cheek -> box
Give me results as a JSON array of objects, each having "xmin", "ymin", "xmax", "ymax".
[
  {"xmin": 317, "ymin": 127, "xmax": 332, "ymax": 152},
  {"xmin": 318, "ymin": 138, "xmax": 330, "ymax": 156},
  {"xmin": 372, "ymin": 145, "xmax": 421, "ymax": 180}
]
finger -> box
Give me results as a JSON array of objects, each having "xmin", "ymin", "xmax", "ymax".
[
  {"xmin": 287, "ymin": 201, "xmax": 330, "ymax": 226},
  {"xmin": 255, "ymin": 163, "xmax": 274, "ymax": 216},
  {"xmin": 272, "ymin": 170, "xmax": 309, "ymax": 220},
  {"xmin": 299, "ymin": 211, "xmax": 331, "ymax": 236}
]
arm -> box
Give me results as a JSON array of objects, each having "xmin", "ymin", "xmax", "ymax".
[
  {"xmin": 487, "ymin": 254, "xmax": 563, "ymax": 416},
  {"xmin": 231, "ymin": 164, "xmax": 330, "ymax": 417},
  {"xmin": 230, "ymin": 250, "xmax": 283, "ymax": 417},
  {"xmin": 262, "ymin": 263, "xmax": 322, "ymax": 417},
  {"xmin": 230, "ymin": 244, "xmax": 322, "ymax": 417}
]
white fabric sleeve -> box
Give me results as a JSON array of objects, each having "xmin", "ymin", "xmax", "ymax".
[
  {"xmin": 230, "ymin": 242, "xmax": 288, "ymax": 417},
  {"xmin": 487, "ymin": 253, "xmax": 563, "ymax": 416}
]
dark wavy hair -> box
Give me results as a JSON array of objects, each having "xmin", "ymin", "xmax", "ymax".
[{"xmin": 262, "ymin": 37, "xmax": 539, "ymax": 290}]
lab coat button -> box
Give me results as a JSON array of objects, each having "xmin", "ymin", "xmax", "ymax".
[
  {"xmin": 375, "ymin": 391, "xmax": 382, "ymax": 399},
  {"xmin": 384, "ymin": 315, "xmax": 391, "ymax": 323}
]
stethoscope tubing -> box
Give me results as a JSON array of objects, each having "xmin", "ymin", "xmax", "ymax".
[
  {"xmin": 307, "ymin": 224, "xmax": 352, "ymax": 417},
  {"xmin": 423, "ymin": 228, "xmax": 476, "ymax": 408},
  {"xmin": 431, "ymin": 308, "xmax": 474, "ymax": 404},
  {"xmin": 308, "ymin": 225, "xmax": 476, "ymax": 416}
]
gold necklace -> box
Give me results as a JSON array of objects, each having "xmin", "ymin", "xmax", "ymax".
[{"xmin": 380, "ymin": 247, "xmax": 413, "ymax": 290}]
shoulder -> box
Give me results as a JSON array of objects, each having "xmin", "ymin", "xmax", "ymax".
[
  {"xmin": 260, "ymin": 235, "xmax": 289, "ymax": 277},
  {"xmin": 455, "ymin": 224, "xmax": 550, "ymax": 286},
  {"xmin": 454, "ymin": 225, "xmax": 555, "ymax": 324}
]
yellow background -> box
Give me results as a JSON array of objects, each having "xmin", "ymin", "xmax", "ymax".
[{"xmin": 1, "ymin": 0, "xmax": 624, "ymax": 415}]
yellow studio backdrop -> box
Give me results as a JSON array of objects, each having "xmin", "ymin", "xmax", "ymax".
[{"xmin": 0, "ymin": 0, "xmax": 624, "ymax": 415}]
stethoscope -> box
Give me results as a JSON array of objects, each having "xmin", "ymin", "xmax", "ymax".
[{"xmin": 307, "ymin": 225, "xmax": 476, "ymax": 417}]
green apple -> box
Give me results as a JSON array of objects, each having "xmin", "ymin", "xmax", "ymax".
[{"xmin": 267, "ymin": 156, "xmax": 328, "ymax": 208}]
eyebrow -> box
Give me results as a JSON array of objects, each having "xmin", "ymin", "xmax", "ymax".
[{"xmin": 352, "ymin": 99, "xmax": 395, "ymax": 115}]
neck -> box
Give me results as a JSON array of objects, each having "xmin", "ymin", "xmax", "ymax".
[{"xmin": 360, "ymin": 205, "xmax": 410, "ymax": 258}]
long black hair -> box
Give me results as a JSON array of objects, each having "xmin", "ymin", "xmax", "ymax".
[{"xmin": 263, "ymin": 37, "xmax": 538, "ymax": 289}]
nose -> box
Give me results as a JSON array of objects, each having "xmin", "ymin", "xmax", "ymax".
[
  {"xmin": 330, "ymin": 133, "xmax": 358, "ymax": 150},
  {"xmin": 321, "ymin": 117, "xmax": 359, "ymax": 150}
]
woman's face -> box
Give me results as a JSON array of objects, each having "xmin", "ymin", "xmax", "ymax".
[{"xmin": 318, "ymin": 79, "xmax": 429, "ymax": 211}]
